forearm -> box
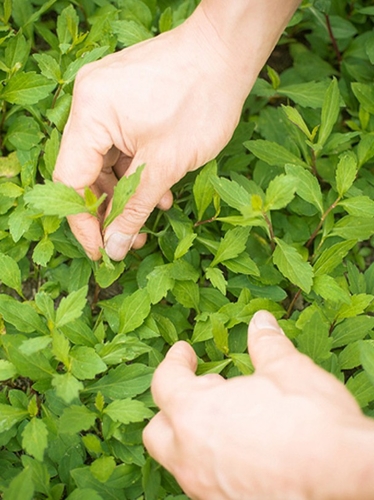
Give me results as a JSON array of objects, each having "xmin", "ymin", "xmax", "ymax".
[{"xmin": 187, "ymin": 0, "xmax": 301, "ymax": 94}]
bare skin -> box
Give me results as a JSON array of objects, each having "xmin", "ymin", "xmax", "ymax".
[
  {"xmin": 143, "ymin": 311, "xmax": 374, "ymax": 500},
  {"xmin": 53, "ymin": 0, "xmax": 300, "ymax": 260}
]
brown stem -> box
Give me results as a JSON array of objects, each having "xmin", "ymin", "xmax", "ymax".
[
  {"xmin": 286, "ymin": 288, "xmax": 302, "ymax": 318},
  {"xmin": 325, "ymin": 14, "xmax": 342, "ymax": 66},
  {"xmin": 194, "ymin": 215, "xmax": 217, "ymax": 227},
  {"xmin": 306, "ymin": 196, "xmax": 341, "ymax": 249},
  {"xmin": 51, "ymin": 84, "xmax": 63, "ymax": 110}
]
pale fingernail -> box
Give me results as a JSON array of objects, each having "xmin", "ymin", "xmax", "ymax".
[
  {"xmin": 105, "ymin": 232, "xmax": 134, "ymax": 261},
  {"xmin": 251, "ymin": 310, "xmax": 285, "ymax": 335}
]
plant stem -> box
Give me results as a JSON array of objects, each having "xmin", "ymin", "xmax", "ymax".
[
  {"xmin": 286, "ymin": 288, "xmax": 302, "ymax": 318},
  {"xmin": 325, "ymin": 14, "xmax": 342, "ymax": 66},
  {"xmin": 306, "ymin": 196, "xmax": 341, "ymax": 249},
  {"xmin": 262, "ymin": 211, "xmax": 275, "ymax": 251}
]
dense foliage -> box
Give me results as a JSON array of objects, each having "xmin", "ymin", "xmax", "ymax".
[{"xmin": 0, "ymin": 0, "xmax": 374, "ymax": 498}]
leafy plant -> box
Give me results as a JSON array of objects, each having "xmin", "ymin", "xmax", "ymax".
[{"xmin": 0, "ymin": 0, "xmax": 374, "ymax": 498}]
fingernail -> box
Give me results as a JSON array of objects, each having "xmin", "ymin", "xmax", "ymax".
[
  {"xmin": 105, "ymin": 232, "xmax": 134, "ymax": 261},
  {"xmin": 251, "ymin": 310, "xmax": 285, "ymax": 335}
]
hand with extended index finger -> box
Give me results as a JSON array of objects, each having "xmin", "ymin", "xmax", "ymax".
[{"xmin": 143, "ymin": 310, "xmax": 374, "ymax": 500}]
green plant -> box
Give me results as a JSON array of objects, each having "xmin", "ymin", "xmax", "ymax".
[{"xmin": 0, "ymin": 0, "xmax": 373, "ymax": 498}]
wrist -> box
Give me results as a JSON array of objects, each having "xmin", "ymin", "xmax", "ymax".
[{"xmin": 191, "ymin": 0, "xmax": 300, "ymax": 90}]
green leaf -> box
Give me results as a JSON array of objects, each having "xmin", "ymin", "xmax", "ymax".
[
  {"xmin": 211, "ymin": 313, "xmax": 229, "ymax": 354},
  {"xmin": 335, "ymin": 294, "xmax": 373, "ymax": 321},
  {"xmin": 312, "ymin": 274, "xmax": 350, "ymax": 304},
  {"xmin": 111, "ymin": 19, "xmax": 152, "ymax": 46},
  {"xmin": 273, "ymin": 238, "xmax": 314, "ymax": 293},
  {"xmin": 331, "ymin": 216, "xmax": 374, "ymax": 241},
  {"xmin": 0, "ymin": 252, "xmax": 22, "ymax": 295},
  {"xmin": 335, "ymin": 152, "xmax": 357, "ymax": 197},
  {"xmin": 264, "ymin": 173, "xmax": 296, "ymax": 211},
  {"xmin": 0, "ymin": 181, "xmax": 23, "ymax": 198},
  {"xmin": 118, "ymin": 288, "xmax": 151, "ymax": 335},
  {"xmin": 230, "ymin": 353, "xmax": 254, "ymax": 375},
  {"xmin": 313, "ymin": 240, "xmax": 357, "ymax": 276},
  {"xmin": 3, "ymin": 467, "xmax": 34, "ymax": 500},
  {"xmin": 206, "ymin": 267, "xmax": 227, "ymax": 296},
  {"xmin": 282, "ymin": 105, "xmax": 312, "ymax": 139},
  {"xmin": 52, "ymin": 372, "xmax": 83, "ymax": 403},
  {"xmin": 62, "ymin": 46, "xmax": 109, "ymax": 83},
  {"xmin": 32, "ymin": 237, "xmax": 54, "ymax": 267},
  {"xmin": 174, "ymin": 232, "xmax": 197, "ymax": 260},
  {"xmin": 146, "ymin": 265, "xmax": 174, "ymax": 304},
  {"xmin": 338, "ymin": 196, "xmax": 374, "ymax": 217},
  {"xmin": 285, "ymin": 164, "xmax": 324, "ymax": 214},
  {"xmin": 0, "ymin": 71, "xmax": 56, "ymax": 105},
  {"xmin": 94, "ymin": 259, "xmax": 125, "ymax": 289},
  {"xmin": 0, "ymin": 403, "xmax": 28, "ymax": 432},
  {"xmin": 211, "ymin": 227, "xmax": 250, "ymax": 267},
  {"xmin": 19, "ymin": 337, "xmax": 52, "ymax": 356},
  {"xmin": 90, "ymin": 456, "xmax": 116, "ymax": 483},
  {"xmin": 196, "ymin": 359, "xmax": 232, "ymax": 375},
  {"xmin": 346, "ymin": 371, "xmax": 374, "ymax": 408},
  {"xmin": 210, "ymin": 176, "xmax": 250, "ymax": 212},
  {"xmin": 22, "ymin": 418, "xmax": 48, "ymax": 461},
  {"xmin": 153, "ymin": 313, "xmax": 178, "ymax": 345},
  {"xmin": 224, "ymin": 253, "xmax": 260, "ymax": 277},
  {"xmin": 70, "ymin": 346, "xmax": 107, "ymax": 380},
  {"xmin": 33, "ymin": 53, "xmax": 62, "ymax": 82},
  {"xmin": 0, "ymin": 360, "xmax": 17, "ymax": 380},
  {"xmin": 0, "ymin": 152, "xmax": 21, "ymax": 178},
  {"xmin": 244, "ymin": 139, "xmax": 307, "ymax": 167},
  {"xmin": 24, "ymin": 180, "xmax": 88, "ymax": 217},
  {"xmin": 84, "ymin": 363, "xmax": 153, "ymax": 399},
  {"xmin": 104, "ymin": 164, "xmax": 145, "ymax": 228},
  {"xmin": 55, "ymin": 286, "xmax": 88, "ymax": 328},
  {"xmin": 59, "ymin": 405, "xmax": 97, "ymax": 434},
  {"xmin": 193, "ymin": 160, "xmax": 217, "ymax": 220},
  {"xmin": 317, "ymin": 78, "xmax": 340, "ymax": 148},
  {"xmin": 277, "ymin": 81, "xmax": 331, "ymax": 108},
  {"xmin": 104, "ymin": 398, "xmax": 153, "ymax": 425},
  {"xmin": 351, "ymin": 82, "xmax": 374, "ymax": 114},
  {"xmin": 66, "ymin": 489, "xmax": 103, "ymax": 500},
  {"xmin": 357, "ymin": 134, "xmax": 374, "ymax": 168},
  {"xmin": 172, "ymin": 280, "xmax": 200, "ymax": 311},
  {"xmin": 360, "ymin": 340, "xmax": 374, "ymax": 387},
  {"xmin": 297, "ymin": 312, "xmax": 332, "ymax": 363}
]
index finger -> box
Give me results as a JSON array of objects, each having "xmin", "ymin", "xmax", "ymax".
[{"xmin": 151, "ymin": 341, "xmax": 197, "ymax": 414}]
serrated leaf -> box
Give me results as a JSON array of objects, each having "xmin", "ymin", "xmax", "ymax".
[
  {"xmin": 273, "ymin": 238, "xmax": 313, "ymax": 293},
  {"xmin": 52, "ymin": 373, "xmax": 83, "ymax": 403},
  {"xmin": 264, "ymin": 173, "xmax": 296, "ymax": 211},
  {"xmin": 360, "ymin": 341, "xmax": 374, "ymax": 387},
  {"xmin": 70, "ymin": 346, "xmax": 107, "ymax": 380},
  {"xmin": 104, "ymin": 398, "xmax": 153, "ymax": 424},
  {"xmin": 0, "ymin": 404, "xmax": 28, "ymax": 432},
  {"xmin": 174, "ymin": 232, "xmax": 197, "ymax": 260},
  {"xmin": 63, "ymin": 46, "xmax": 109, "ymax": 83},
  {"xmin": 22, "ymin": 418, "xmax": 48, "ymax": 461},
  {"xmin": 282, "ymin": 105, "xmax": 312, "ymax": 139},
  {"xmin": 3, "ymin": 467, "xmax": 34, "ymax": 500},
  {"xmin": 335, "ymin": 294, "xmax": 374, "ymax": 321},
  {"xmin": 33, "ymin": 53, "xmax": 62, "ymax": 82},
  {"xmin": 94, "ymin": 259, "xmax": 125, "ymax": 289},
  {"xmin": 24, "ymin": 180, "xmax": 88, "ymax": 217},
  {"xmin": 0, "ymin": 182, "xmax": 23, "ymax": 198},
  {"xmin": 0, "ymin": 360, "xmax": 17, "ymax": 380},
  {"xmin": 244, "ymin": 139, "xmax": 307, "ymax": 167},
  {"xmin": 297, "ymin": 312, "xmax": 332, "ymax": 363},
  {"xmin": 317, "ymin": 78, "xmax": 340, "ymax": 148},
  {"xmin": 146, "ymin": 265, "xmax": 174, "ymax": 304},
  {"xmin": 313, "ymin": 239, "xmax": 357, "ymax": 276},
  {"xmin": 19, "ymin": 336, "xmax": 52, "ymax": 356},
  {"xmin": 211, "ymin": 227, "xmax": 250, "ymax": 267},
  {"xmin": 352, "ymin": 82, "xmax": 374, "ymax": 115},
  {"xmin": 285, "ymin": 164, "xmax": 324, "ymax": 213},
  {"xmin": 172, "ymin": 280, "xmax": 200, "ymax": 310},
  {"xmin": 230, "ymin": 353, "xmax": 254, "ymax": 375},
  {"xmin": 206, "ymin": 267, "xmax": 227, "ymax": 295},
  {"xmin": 104, "ymin": 164, "xmax": 145, "ymax": 228},
  {"xmin": 346, "ymin": 371, "xmax": 374, "ymax": 408},
  {"xmin": 312, "ymin": 274, "xmax": 350, "ymax": 304},
  {"xmin": 0, "ymin": 72, "xmax": 56, "ymax": 105},
  {"xmin": 32, "ymin": 237, "xmax": 54, "ymax": 267},
  {"xmin": 111, "ymin": 19, "xmax": 152, "ymax": 46},
  {"xmin": 335, "ymin": 152, "xmax": 357, "ymax": 197},
  {"xmin": 338, "ymin": 196, "xmax": 374, "ymax": 217},
  {"xmin": 331, "ymin": 216, "xmax": 374, "ymax": 241},
  {"xmin": 153, "ymin": 313, "xmax": 178, "ymax": 345},
  {"xmin": 211, "ymin": 313, "xmax": 228, "ymax": 354},
  {"xmin": 210, "ymin": 176, "xmax": 250, "ymax": 212},
  {"xmin": 0, "ymin": 152, "xmax": 21, "ymax": 178},
  {"xmin": 55, "ymin": 286, "xmax": 88, "ymax": 328},
  {"xmin": 0, "ymin": 252, "xmax": 22, "ymax": 295},
  {"xmin": 90, "ymin": 456, "xmax": 116, "ymax": 483},
  {"xmin": 193, "ymin": 160, "xmax": 217, "ymax": 220},
  {"xmin": 119, "ymin": 288, "xmax": 151, "ymax": 335},
  {"xmin": 59, "ymin": 405, "xmax": 97, "ymax": 434}
]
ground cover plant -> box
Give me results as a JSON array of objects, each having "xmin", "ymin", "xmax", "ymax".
[{"xmin": 0, "ymin": 0, "xmax": 374, "ymax": 498}]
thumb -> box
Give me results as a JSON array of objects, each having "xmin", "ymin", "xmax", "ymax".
[
  {"xmin": 104, "ymin": 156, "xmax": 173, "ymax": 261},
  {"xmin": 248, "ymin": 310, "xmax": 297, "ymax": 371}
]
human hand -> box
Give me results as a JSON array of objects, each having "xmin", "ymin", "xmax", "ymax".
[
  {"xmin": 143, "ymin": 310, "xmax": 374, "ymax": 500},
  {"xmin": 53, "ymin": 8, "xmax": 251, "ymax": 261}
]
